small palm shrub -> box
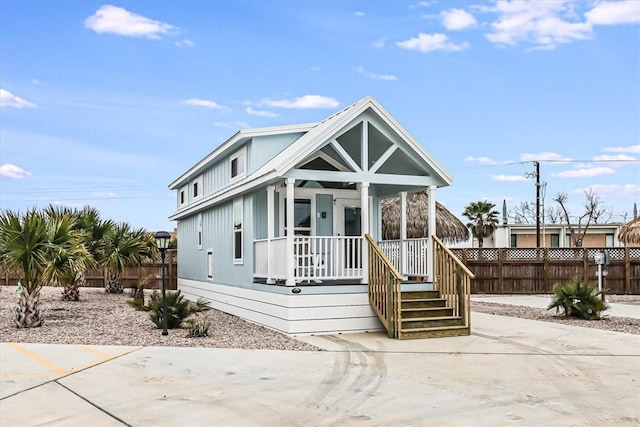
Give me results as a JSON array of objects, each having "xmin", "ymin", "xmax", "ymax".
[
  {"xmin": 148, "ymin": 290, "xmax": 209, "ymax": 329},
  {"xmin": 547, "ymin": 279, "xmax": 608, "ymax": 320},
  {"xmin": 186, "ymin": 316, "xmax": 211, "ymax": 337}
]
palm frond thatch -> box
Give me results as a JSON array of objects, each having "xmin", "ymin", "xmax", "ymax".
[
  {"xmin": 381, "ymin": 192, "xmax": 469, "ymax": 243},
  {"xmin": 618, "ymin": 217, "xmax": 640, "ymax": 246}
]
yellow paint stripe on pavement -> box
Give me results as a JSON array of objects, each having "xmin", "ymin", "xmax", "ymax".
[
  {"xmin": 8, "ymin": 343, "xmax": 67, "ymax": 375},
  {"xmin": 69, "ymin": 346, "xmax": 141, "ymax": 373},
  {"xmin": 76, "ymin": 344, "xmax": 113, "ymax": 358}
]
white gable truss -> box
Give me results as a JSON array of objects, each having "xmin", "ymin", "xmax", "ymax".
[{"xmin": 169, "ymin": 96, "xmax": 452, "ymax": 221}]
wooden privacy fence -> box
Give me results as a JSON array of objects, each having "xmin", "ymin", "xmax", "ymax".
[
  {"xmin": 0, "ymin": 250, "xmax": 177, "ymax": 291},
  {"xmin": 449, "ymin": 247, "xmax": 640, "ymax": 294}
]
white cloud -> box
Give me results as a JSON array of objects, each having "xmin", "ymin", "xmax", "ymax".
[
  {"xmin": 175, "ymin": 39, "xmax": 194, "ymax": 48},
  {"xmin": 354, "ymin": 66, "xmax": 398, "ymax": 81},
  {"xmin": 397, "ymin": 33, "xmax": 469, "ymax": 53},
  {"xmin": 90, "ymin": 191, "xmax": 118, "ymax": 199},
  {"xmin": 592, "ymin": 154, "xmax": 637, "ymax": 162},
  {"xmin": 410, "ymin": 1, "xmax": 431, "ymax": 8},
  {"xmin": 372, "ymin": 38, "xmax": 386, "ymax": 48},
  {"xmin": 465, "ymin": 156, "xmax": 500, "ymax": 164},
  {"xmin": 520, "ymin": 152, "xmax": 571, "ymax": 162},
  {"xmin": 552, "ymin": 166, "xmax": 615, "ymax": 178},
  {"xmin": 84, "ymin": 5, "xmax": 175, "ymax": 39},
  {"xmin": 262, "ymin": 95, "xmax": 339, "ymax": 109},
  {"xmin": 586, "ymin": 0, "xmax": 640, "ymax": 25},
  {"xmin": 354, "ymin": 11, "xmax": 365, "ymax": 17},
  {"xmin": 603, "ymin": 144, "xmax": 640, "ymax": 154},
  {"xmin": 492, "ymin": 174, "xmax": 527, "ymax": 182},
  {"xmin": 0, "ymin": 164, "xmax": 31, "ymax": 179},
  {"xmin": 183, "ymin": 98, "xmax": 227, "ymax": 109},
  {"xmin": 586, "ymin": 183, "xmax": 640, "ymax": 199},
  {"xmin": 485, "ymin": 1, "xmax": 592, "ymax": 50},
  {"xmin": 0, "ymin": 89, "xmax": 36, "ymax": 108},
  {"xmin": 246, "ymin": 107, "xmax": 279, "ymax": 117},
  {"xmin": 441, "ymin": 9, "xmax": 477, "ymax": 30}
]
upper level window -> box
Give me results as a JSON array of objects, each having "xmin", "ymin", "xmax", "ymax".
[
  {"xmin": 510, "ymin": 234, "xmax": 517, "ymax": 248},
  {"xmin": 605, "ymin": 233, "xmax": 614, "ymax": 247},
  {"xmin": 231, "ymin": 148, "xmax": 246, "ymax": 180},
  {"xmin": 180, "ymin": 190, "xmax": 185, "ymax": 205},
  {"xmin": 192, "ymin": 175, "xmax": 203, "ymax": 200},
  {"xmin": 550, "ymin": 234, "xmax": 560, "ymax": 248}
]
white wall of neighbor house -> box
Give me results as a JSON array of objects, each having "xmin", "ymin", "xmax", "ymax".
[{"xmin": 178, "ymin": 278, "xmax": 384, "ymax": 335}]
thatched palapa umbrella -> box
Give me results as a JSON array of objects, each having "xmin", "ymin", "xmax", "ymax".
[
  {"xmin": 382, "ymin": 191, "xmax": 469, "ymax": 243},
  {"xmin": 618, "ymin": 217, "xmax": 640, "ymax": 246}
]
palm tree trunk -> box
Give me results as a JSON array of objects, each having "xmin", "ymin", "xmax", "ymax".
[
  {"xmin": 15, "ymin": 285, "xmax": 44, "ymax": 328},
  {"xmin": 105, "ymin": 272, "xmax": 123, "ymax": 293}
]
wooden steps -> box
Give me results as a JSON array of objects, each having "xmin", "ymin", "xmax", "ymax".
[{"xmin": 398, "ymin": 289, "xmax": 470, "ymax": 340}]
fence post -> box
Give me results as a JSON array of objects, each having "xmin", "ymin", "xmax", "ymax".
[
  {"xmin": 498, "ymin": 248, "xmax": 504, "ymax": 293},
  {"xmin": 543, "ymin": 248, "xmax": 549, "ymax": 292},
  {"xmin": 625, "ymin": 247, "xmax": 630, "ymax": 294}
]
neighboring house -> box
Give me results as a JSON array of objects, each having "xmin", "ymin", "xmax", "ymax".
[
  {"xmin": 493, "ymin": 223, "xmax": 624, "ymax": 248},
  {"xmin": 168, "ymin": 96, "xmax": 461, "ymax": 336}
]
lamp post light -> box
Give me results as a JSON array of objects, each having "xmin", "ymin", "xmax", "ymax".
[{"xmin": 155, "ymin": 231, "xmax": 171, "ymax": 336}]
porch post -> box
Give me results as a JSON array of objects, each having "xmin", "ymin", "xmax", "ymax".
[
  {"xmin": 285, "ymin": 178, "xmax": 296, "ymax": 286},
  {"xmin": 266, "ymin": 185, "xmax": 275, "ymax": 284},
  {"xmin": 360, "ymin": 182, "xmax": 369, "ymax": 284},
  {"xmin": 400, "ymin": 191, "xmax": 407, "ymax": 278},
  {"xmin": 427, "ymin": 185, "xmax": 437, "ymax": 281}
]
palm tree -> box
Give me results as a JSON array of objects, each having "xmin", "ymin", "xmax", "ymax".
[
  {"xmin": 0, "ymin": 209, "xmax": 49, "ymax": 327},
  {"xmin": 40, "ymin": 209, "xmax": 94, "ymax": 301},
  {"xmin": 101, "ymin": 222, "xmax": 155, "ymax": 293},
  {"xmin": 462, "ymin": 201, "xmax": 499, "ymax": 248}
]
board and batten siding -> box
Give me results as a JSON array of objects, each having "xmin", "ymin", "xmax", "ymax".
[
  {"xmin": 179, "ymin": 278, "xmax": 384, "ymax": 335},
  {"xmin": 177, "ymin": 195, "xmax": 255, "ymax": 287}
]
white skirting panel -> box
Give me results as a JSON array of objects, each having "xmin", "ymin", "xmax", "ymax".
[{"xmin": 178, "ymin": 278, "xmax": 384, "ymax": 336}]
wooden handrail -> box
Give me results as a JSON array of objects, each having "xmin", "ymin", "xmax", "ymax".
[
  {"xmin": 365, "ymin": 234, "xmax": 402, "ymax": 338},
  {"xmin": 432, "ymin": 235, "xmax": 475, "ymax": 278}
]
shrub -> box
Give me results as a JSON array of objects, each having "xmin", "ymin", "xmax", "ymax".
[
  {"xmin": 547, "ymin": 279, "xmax": 608, "ymax": 320},
  {"xmin": 186, "ymin": 316, "xmax": 211, "ymax": 337},
  {"xmin": 148, "ymin": 290, "xmax": 209, "ymax": 329}
]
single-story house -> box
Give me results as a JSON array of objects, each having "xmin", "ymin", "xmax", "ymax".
[{"xmin": 168, "ymin": 96, "xmax": 472, "ymax": 338}]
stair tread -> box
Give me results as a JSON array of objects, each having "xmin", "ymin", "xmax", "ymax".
[
  {"xmin": 402, "ymin": 316, "xmax": 462, "ymax": 321},
  {"xmin": 402, "ymin": 306, "xmax": 453, "ymax": 311},
  {"xmin": 401, "ymin": 325, "xmax": 469, "ymax": 332}
]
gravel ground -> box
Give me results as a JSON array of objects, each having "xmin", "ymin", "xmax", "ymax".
[
  {"xmin": 0, "ymin": 286, "xmax": 321, "ymax": 351},
  {"xmin": 1, "ymin": 286, "xmax": 638, "ymax": 348},
  {"xmin": 472, "ymin": 294, "xmax": 640, "ymax": 335}
]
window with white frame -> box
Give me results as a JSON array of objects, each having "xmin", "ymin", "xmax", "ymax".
[
  {"xmin": 192, "ymin": 175, "xmax": 203, "ymax": 200},
  {"xmin": 230, "ymin": 148, "xmax": 246, "ymax": 181},
  {"xmin": 605, "ymin": 233, "xmax": 614, "ymax": 247},
  {"xmin": 179, "ymin": 186, "xmax": 187, "ymax": 207},
  {"xmin": 207, "ymin": 249, "xmax": 214, "ymax": 279},
  {"xmin": 233, "ymin": 198, "xmax": 243, "ymax": 263},
  {"xmin": 197, "ymin": 213, "xmax": 203, "ymax": 250}
]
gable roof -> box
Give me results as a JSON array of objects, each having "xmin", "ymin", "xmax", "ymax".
[{"xmin": 169, "ymin": 96, "xmax": 453, "ymax": 221}]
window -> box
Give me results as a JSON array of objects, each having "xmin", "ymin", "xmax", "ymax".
[
  {"xmin": 284, "ymin": 199, "xmax": 312, "ymax": 236},
  {"xmin": 233, "ymin": 198, "xmax": 243, "ymax": 263},
  {"xmin": 207, "ymin": 249, "xmax": 214, "ymax": 279},
  {"xmin": 510, "ymin": 234, "xmax": 517, "ymax": 248},
  {"xmin": 192, "ymin": 175, "xmax": 203, "ymax": 200},
  {"xmin": 197, "ymin": 213, "xmax": 203, "ymax": 250},
  {"xmin": 550, "ymin": 234, "xmax": 560, "ymax": 248},
  {"xmin": 605, "ymin": 233, "xmax": 614, "ymax": 247},
  {"xmin": 180, "ymin": 190, "xmax": 185, "ymax": 205},
  {"xmin": 231, "ymin": 148, "xmax": 246, "ymax": 180}
]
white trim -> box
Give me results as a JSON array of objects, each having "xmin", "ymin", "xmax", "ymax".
[
  {"xmin": 192, "ymin": 175, "xmax": 203, "ymax": 201},
  {"xmin": 230, "ymin": 147, "xmax": 247, "ymax": 182},
  {"xmin": 330, "ymin": 139, "xmax": 362, "ymax": 173},
  {"xmin": 369, "ymin": 145, "xmax": 398, "ymax": 173}
]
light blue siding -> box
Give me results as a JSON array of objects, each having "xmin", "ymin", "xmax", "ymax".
[
  {"xmin": 249, "ymin": 133, "xmax": 304, "ymax": 174},
  {"xmin": 316, "ymin": 193, "xmax": 333, "ymax": 236}
]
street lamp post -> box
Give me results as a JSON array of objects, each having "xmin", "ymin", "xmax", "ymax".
[{"xmin": 155, "ymin": 231, "xmax": 171, "ymax": 336}]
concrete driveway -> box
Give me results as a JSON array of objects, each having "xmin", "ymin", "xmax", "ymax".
[{"xmin": 1, "ymin": 312, "xmax": 639, "ymax": 426}]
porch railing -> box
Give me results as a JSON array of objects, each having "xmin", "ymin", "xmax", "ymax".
[
  {"xmin": 365, "ymin": 234, "xmax": 402, "ymax": 338},
  {"xmin": 377, "ymin": 238, "xmax": 430, "ymax": 278},
  {"xmin": 433, "ymin": 235, "xmax": 474, "ymax": 328},
  {"xmin": 254, "ymin": 236, "xmax": 363, "ymax": 283}
]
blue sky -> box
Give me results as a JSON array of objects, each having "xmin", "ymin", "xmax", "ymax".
[{"xmin": 1, "ymin": 0, "xmax": 638, "ymax": 232}]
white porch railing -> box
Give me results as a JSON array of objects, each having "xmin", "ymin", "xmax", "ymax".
[
  {"xmin": 377, "ymin": 238, "xmax": 430, "ymax": 278},
  {"xmin": 254, "ymin": 236, "xmax": 363, "ymax": 283},
  {"xmin": 255, "ymin": 236, "xmax": 430, "ymax": 283}
]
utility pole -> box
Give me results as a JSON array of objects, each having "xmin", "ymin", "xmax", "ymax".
[{"xmin": 535, "ymin": 161, "xmax": 541, "ymax": 247}]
